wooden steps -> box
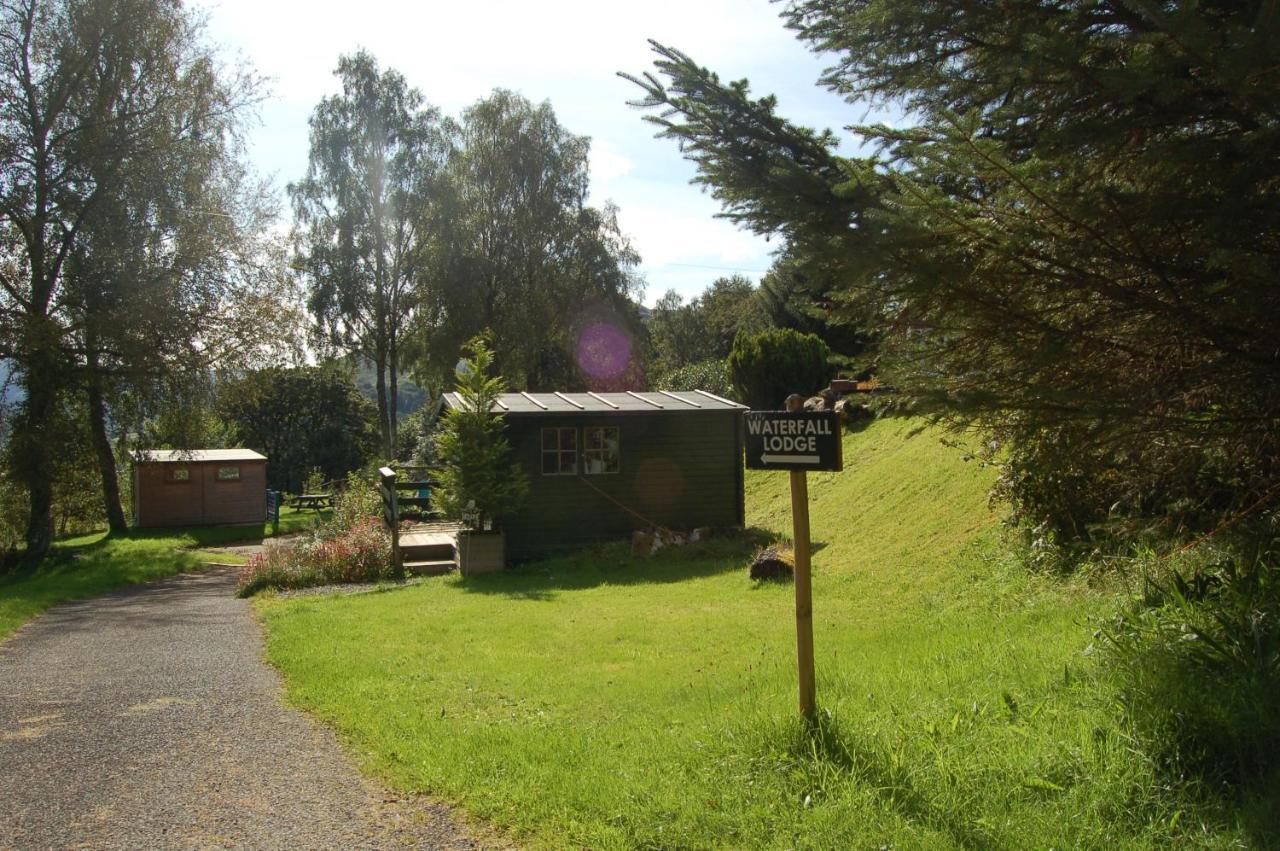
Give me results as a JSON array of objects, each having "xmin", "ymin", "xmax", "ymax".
[
  {"xmin": 400, "ymin": 531, "xmax": 458, "ymax": 575},
  {"xmin": 404, "ymin": 559, "xmax": 456, "ymax": 576}
]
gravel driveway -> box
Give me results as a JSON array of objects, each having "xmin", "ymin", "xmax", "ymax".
[{"xmin": 0, "ymin": 566, "xmax": 485, "ymax": 850}]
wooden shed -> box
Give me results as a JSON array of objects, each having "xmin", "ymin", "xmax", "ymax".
[
  {"xmin": 132, "ymin": 449, "xmax": 267, "ymax": 528},
  {"xmin": 442, "ymin": 390, "xmax": 746, "ymax": 560}
]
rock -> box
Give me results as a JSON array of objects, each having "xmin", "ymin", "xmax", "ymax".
[
  {"xmin": 689, "ymin": 527, "xmax": 712, "ymax": 543},
  {"xmin": 804, "ymin": 395, "xmax": 826, "ymax": 411},
  {"xmin": 835, "ymin": 398, "xmax": 873, "ymax": 421}
]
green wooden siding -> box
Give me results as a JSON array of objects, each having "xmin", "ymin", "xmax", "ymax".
[{"xmin": 500, "ymin": 410, "xmax": 744, "ymax": 559}]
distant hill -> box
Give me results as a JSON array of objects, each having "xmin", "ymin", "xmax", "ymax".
[{"xmin": 352, "ymin": 360, "xmax": 429, "ymax": 417}]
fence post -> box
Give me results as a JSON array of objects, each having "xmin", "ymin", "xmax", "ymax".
[{"xmin": 378, "ymin": 466, "xmax": 400, "ymax": 570}]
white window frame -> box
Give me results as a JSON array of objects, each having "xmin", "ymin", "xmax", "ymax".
[{"xmin": 583, "ymin": 426, "xmax": 620, "ymax": 475}]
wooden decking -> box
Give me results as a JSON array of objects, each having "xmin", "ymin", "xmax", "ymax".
[{"xmin": 400, "ymin": 521, "xmax": 462, "ymax": 548}]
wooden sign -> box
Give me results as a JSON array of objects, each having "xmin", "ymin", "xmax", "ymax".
[
  {"xmin": 746, "ymin": 398, "xmax": 845, "ymax": 722},
  {"xmin": 744, "ymin": 410, "xmax": 843, "ymax": 472},
  {"xmin": 265, "ymin": 489, "xmax": 281, "ymax": 534}
]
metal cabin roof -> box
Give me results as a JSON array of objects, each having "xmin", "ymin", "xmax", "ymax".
[
  {"xmin": 134, "ymin": 448, "xmax": 267, "ymax": 463},
  {"xmin": 442, "ymin": 389, "xmax": 745, "ymax": 414}
]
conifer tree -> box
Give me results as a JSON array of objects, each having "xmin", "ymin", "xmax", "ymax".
[
  {"xmin": 431, "ymin": 336, "xmax": 528, "ymax": 531},
  {"xmin": 625, "ymin": 2, "xmax": 1280, "ymax": 546}
]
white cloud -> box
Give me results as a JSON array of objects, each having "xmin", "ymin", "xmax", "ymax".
[
  {"xmin": 199, "ymin": 0, "xmax": 845, "ymax": 305},
  {"xmin": 588, "ymin": 138, "xmax": 634, "ymax": 188}
]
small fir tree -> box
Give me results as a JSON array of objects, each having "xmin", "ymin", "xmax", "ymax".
[{"xmin": 431, "ymin": 336, "xmax": 528, "ymax": 531}]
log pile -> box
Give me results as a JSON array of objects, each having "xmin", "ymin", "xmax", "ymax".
[{"xmin": 749, "ymin": 544, "xmax": 795, "ymax": 581}]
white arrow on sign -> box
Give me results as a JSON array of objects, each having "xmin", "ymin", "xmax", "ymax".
[{"xmin": 761, "ymin": 453, "xmax": 820, "ymax": 464}]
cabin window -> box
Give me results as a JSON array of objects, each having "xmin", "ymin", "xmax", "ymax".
[
  {"xmin": 217, "ymin": 466, "xmax": 241, "ymax": 481},
  {"xmin": 583, "ymin": 427, "xmax": 620, "ymax": 474},
  {"xmin": 541, "ymin": 427, "xmax": 577, "ymax": 475},
  {"xmin": 167, "ymin": 467, "xmax": 191, "ymax": 483}
]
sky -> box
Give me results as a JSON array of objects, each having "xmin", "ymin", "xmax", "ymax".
[{"xmin": 197, "ymin": 0, "xmax": 860, "ymax": 305}]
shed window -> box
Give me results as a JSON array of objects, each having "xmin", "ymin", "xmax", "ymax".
[
  {"xmin": 541, "ymin": 427, "xmax": 577, "ymax": 475},
  {"xmin": 217, "ymin": 466, "xmax": 241, "ymax": 481},
  {"xmin": 167, "ymin": 467, "xmax": 191, "ymax": 483},
  {"xmin": 584, "ymin": 427, "xmax": 620, "ymax": 475}
]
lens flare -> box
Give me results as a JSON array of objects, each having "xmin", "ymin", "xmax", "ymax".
[{"xmin": 576, "ymin": 323, "xmax": 632, "ymax": 380}]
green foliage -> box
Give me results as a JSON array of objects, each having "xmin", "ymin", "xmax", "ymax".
[
  {"xmin": 0, "ymin": 0, "xmax": 272, "ymax": 556},
  {"xmin": 136, "ymin": 386, "xmax": 235, "ymax": 452},
  {"xmin": 395, "ymin": 401, "xmax": 439, "ymax": 463},
  {"xmin": 758, "ymin": 249, "xmax": 872, "ymax": 365},
  {"xmin": 0, "ymin": 470, "xmax": 30, "ymax": 554},
  {"xmin": 219, "ymin": 365, "xmax": 380, "ymax": 492},
  {"xmin": 302, "ymin": 468, "xmax": 327, "ymax": 495},
  {"xmin": 431, "ymin": 336, "xmax": 528, "ymax": 530},
  {"xmin": 728, "ymin": 328, "xmax": 833, "ymax": 409},
  {"xmin": 650, "ymin": 358, "xmax": 735, "ymax": 400},
  {"xmin": 646, "ymin": 289, "xmax": 715, "ymax": 373},
  {"xmin": 290, "ymin": 51, "xmax": 449, "ymax": 456},
  {"xmin": 1103, "ymin": 550, "xmax": 1280, "ymax": 788},
  {"xmin": 1, "ymin": 399, "xmax": 106, "ymax": 554},
  {"xmin": 626, "ymin": 4, "xmax": 1280, "ymax": 555},
  {"xmin": 326, "ymin": 466, "xmax": 385, "ymax": 535},
  {"xmin": 646, "ymin": 277, "xmax": 772, "ymax": 376},
  {"xmin": 406, "ymin": 89, "xmax": 644, "ymax": 391}
]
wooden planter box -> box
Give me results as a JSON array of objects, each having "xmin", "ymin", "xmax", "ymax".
[{"xmin": 456, "ymin": 531, "xmax": 505, "ymax": 576}]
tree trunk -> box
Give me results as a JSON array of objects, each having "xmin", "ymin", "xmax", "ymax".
[
  {"xmin": 85, "ymin": 344, "xmax": 128, "ymax": 533},
  {"xmin": 19, "ymin": 359, "xmax": 57, "ymax": 559},
  {"xmin": 374, "ymin": 352, "xmax": 392, "ymax": 458},
  {"xmin": 388, "ymin": 337, "xmax": 399, "ymax": 458}
]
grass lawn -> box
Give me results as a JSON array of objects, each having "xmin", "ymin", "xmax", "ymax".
[
  {"xmin": 0, "ymin": 505, "xmax": 331, "ymax": 642},
  {"xmin": 255, "ymin": 420, "xmax": 1264, "ymax": 848}
]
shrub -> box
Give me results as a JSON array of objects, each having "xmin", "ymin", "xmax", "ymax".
[
  {"xmin": 327, "ymin": 467, "xmax": 384, "ymax": 535},
  {"xmin": 728, "ymin": 328, "xmax": 833, "ymax": 410},
  {"xmin": 302, "ymin": 467, "xmax": 327, "ymax": 495},
  {"xmin": 651, "ymin": 358, "xmax": 736, "ymax": 400},
  {"xmin": 235, "ymin": 518, "xmax": 399, "ymax": 596}
]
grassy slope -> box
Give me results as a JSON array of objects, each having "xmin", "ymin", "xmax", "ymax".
[
  {"xmin": 255, "ymin": 420, "xmax": 1252, "ymax": 849},
  {"xmin": 0, "ymin": 506, "xmax": 329, "ymax": 641}
]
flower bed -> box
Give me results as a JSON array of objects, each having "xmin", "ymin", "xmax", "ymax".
[{"xmin": 236, "ymin": 518, "xmax": 401, "ymax": 597}]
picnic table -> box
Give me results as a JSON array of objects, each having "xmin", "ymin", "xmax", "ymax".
[{"xmin": 289, "ymin": 493, "xmax": 333, "ymax": 511}]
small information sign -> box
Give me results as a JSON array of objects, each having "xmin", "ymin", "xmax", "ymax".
[{"xmin": 744, "ymin": 410, "xmax": 843, "ymax": 472}]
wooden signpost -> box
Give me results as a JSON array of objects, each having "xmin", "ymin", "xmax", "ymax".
[
  {"xmin": 744, "ymin": 396, "xmax": 844, "ymax": 720},
  {"xmin": 265, "ymin": 489, "xmax": 281, "ymax": 536}
]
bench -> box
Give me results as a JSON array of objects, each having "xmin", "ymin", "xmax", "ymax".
[{"xmin": 289, "ymin": 493, "xmax": 333, "ymax": 511}]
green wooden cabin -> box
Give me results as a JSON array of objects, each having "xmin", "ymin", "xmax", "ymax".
[{"xmin": 442, "ymin": 390, "xmax": 747, "ymax": 560}]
